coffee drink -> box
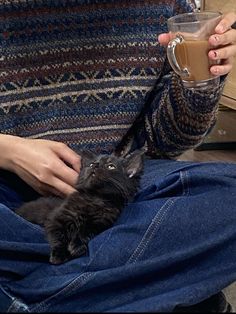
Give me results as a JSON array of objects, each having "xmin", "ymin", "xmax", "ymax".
[
  {"xmin": 175, "ymin": 40, "xmax": 215, "ymax": 81},
  {"xmin": 167, "ymin": 12, "xmax": 222, "ymax": 89}
]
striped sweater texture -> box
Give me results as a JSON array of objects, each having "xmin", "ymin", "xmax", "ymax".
[{"xmin": 0, "ymin": 0, "xmax": 224, "ymax": 157}]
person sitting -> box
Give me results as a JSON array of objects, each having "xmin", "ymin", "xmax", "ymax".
[{"xmin": 0, "ymin": 0, "xmax": 235, "ymax": 312}]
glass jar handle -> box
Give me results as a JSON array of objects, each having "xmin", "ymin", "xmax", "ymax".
[{"xmin": 167, "ymin": 35, "xmax": 190, "ymax": 78}]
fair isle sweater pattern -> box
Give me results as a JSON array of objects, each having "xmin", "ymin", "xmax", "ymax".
[{"xmin": 0, "ymin": 0, "xmax": 224, "ymax": 157}]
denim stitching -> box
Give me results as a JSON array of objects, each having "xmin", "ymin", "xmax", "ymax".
[
  {"xmin": 20, "ymin": 204, "xmax": 131, "ymax": 311},
  {"xmin": 0, "ymin": 285, "xmax": 29, "ymax": 313},
  {"xmin": 32, "ymin": 272, "xmax": 94, "ymax": 312},
  {"xmin": 11, "ymin": 172, "xmax": 187, "ymax": 311},
  {"xmin": 127, "ymin": 198, "xmax": 177, "ymax": 264},
  {"xmin": 30, "ymin": 228, "xmax": 115, "ymax": 312},
  {"xmin": 7, "ymin": 299, "xmax": 30, "ymax": 313}
]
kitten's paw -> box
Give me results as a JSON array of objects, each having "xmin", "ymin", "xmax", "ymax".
[
  {"xmin": 50, "ymin": 249, "xmax": 71, "ymax": 265},
  {"xmin": 68, "ymin": 243, "xmax": 87, "ymax": 258}
]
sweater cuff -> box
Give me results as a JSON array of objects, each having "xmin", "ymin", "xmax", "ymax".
[{"xmin": 182, "ymin": 75, "xmax": 226, "ymax": 114}]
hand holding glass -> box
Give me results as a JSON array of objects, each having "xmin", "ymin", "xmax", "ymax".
[{"xmin": 167, "ymin": 12, "xmax": 222, "ymax": 89}]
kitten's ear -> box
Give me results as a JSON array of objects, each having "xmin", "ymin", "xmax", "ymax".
[{"xmin": 125, "ymin": 150, "xmax": 144, "ymax": 178}]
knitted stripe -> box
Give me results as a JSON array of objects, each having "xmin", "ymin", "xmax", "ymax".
[
  {"xmin": 0, "ymin": 0, "xmax": 170, "ymax": 153},
  {"xmin": 0, "ymin": 0, "xmax": 223, "ymax": 157}
]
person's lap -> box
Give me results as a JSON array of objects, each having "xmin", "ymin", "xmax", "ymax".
[{"xmin": 0, "ymin": 159, "xmax": 236, "ymax": 312}]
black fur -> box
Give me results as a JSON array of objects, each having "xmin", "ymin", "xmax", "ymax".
[{"xmin": 16, "ymin": 150, "xmax": 144, "ymax": 265}]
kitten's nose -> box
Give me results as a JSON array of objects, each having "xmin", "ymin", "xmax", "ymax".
[{"xmin": 92, "ymin": 162, "xmax": 99, "ymax": 169}]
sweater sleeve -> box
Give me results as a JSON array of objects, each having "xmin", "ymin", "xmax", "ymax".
[
  {"xmin": 142, "ymin": 68, "xmax": 226, "ymax": 158},
  {"xmin": 115, "ymin": 0, "xmax": 226, "ymax": 158},
  {"xmin": 142, "ymin": 0, "xmax": 226, "ymax": 158}
]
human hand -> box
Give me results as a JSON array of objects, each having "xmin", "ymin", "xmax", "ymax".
[
  {"xmin": 8, "ymin": 138, "xmax": 81, "ymax": 197},
  {"xmin": 158, "ymin": 33, "xmax": 172, "ymax": 46},
  {"xmin": 208, "ymin": 12, "xmax": 236, "ymax": 76}
]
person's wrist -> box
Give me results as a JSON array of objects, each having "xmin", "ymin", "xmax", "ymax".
[{"xmin": 0, "ymin": 134, "xmax": 24, "ymax": 171}]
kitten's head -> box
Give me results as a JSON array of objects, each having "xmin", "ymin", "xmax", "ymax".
[{"xmin": 76, "ymin": 149, "xmax": 144, "ymax": 203}]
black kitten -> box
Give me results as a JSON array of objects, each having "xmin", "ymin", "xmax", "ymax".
[{"xmin": 16, "ymin": 150, "xmax": 144, "ymax": 265}]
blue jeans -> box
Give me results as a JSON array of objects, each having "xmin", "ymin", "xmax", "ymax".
[{"xmin": 0, "ymin": 159, "xmax": 236, "ymax": 312}]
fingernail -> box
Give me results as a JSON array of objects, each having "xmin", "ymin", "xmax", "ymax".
[
  {"xmin": 214, "ymin": 35, "xmax": 220, "ymax": 43},
  {"xmin": 215, "ymin": 24, "xmax": 225, "ymax": 33},
  {"xmin": 213, "ymin": 67, "xmax": 219, "ymax": 75},
  {"xmin": 213, "ymin": 51, "xmax": 218, "ymax": 59}
]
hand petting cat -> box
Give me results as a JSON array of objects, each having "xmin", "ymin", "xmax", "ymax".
[
  {"xmin": 5, "ymin": 137, "xmax": 81, "ymax": 197},
  {"xmin": 16, "ymin": 149, "xmax": 144, "ymax": 264},
  {"xmin": 158, "ymin": 12, "xmax": 236, "ymax": 76}
]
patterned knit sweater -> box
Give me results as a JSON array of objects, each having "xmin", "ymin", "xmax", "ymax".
[{"xmin": 0, "ymin": 0, "xmax": 225, "ymax": 158}]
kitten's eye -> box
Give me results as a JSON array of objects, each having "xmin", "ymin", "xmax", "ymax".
[
  {"xmin": 107, "ymin": 163, "xmax": 116, "ymax": 170},
  {"xmin": 89, "ymin": 163, "xmax": 95, "ymax": 168}
]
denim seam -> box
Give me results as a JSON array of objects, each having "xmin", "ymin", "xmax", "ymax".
[
  {"xmin": 180, "ymin": 170, "xmax": 190, "ymax": 196},
  {"xmin": 31, "ymin": 272, "xmax": 94, "ymax": 312},
  {"xmin": 127, "ymin": 198, "xmax": 177, "ymax": 264},
  {"xmin": 0, "ymin": 285, "xmax": 29, "ymax": 313},
  {"xmin": 7, "ymin": 299, "xmax": 30, "ymax": 313},
  {"xmin": 30, "ymin": 228, "xmax": 115, "ymax": 312}
]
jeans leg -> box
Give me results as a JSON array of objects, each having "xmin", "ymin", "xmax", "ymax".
[{"xmin": 0, "ymin": 159, "xmax": 236, "ymax": 312}]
